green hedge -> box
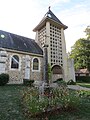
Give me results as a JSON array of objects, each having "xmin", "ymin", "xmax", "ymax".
[
  {"xmin": 23, "ymin": 79, "xmax": 34, "ymax": 86},
  {"xmin": 0, "ymin": 73, "xmax": 9, "ymax": 86},
  {"xmin": 76, "ymin": 76, "xmax": 90, "ymax": 83}
]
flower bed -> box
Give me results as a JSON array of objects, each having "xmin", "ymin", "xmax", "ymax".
[{"xmin": 21, "ymin": 83, "xmax": 81, "ymax": 119}]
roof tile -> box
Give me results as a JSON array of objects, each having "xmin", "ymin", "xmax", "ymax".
[{"xmin": 0, "ymin": 30, "xmax": 43, "ymax": 55}]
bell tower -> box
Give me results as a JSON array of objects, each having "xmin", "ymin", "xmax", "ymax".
[{"xmin": 33, "ymin": 8, "xmax": 68, "ymax": 81}]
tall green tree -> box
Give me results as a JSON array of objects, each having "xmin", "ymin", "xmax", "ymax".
[{"xmin": 69, "ymin": 38, "xmax": 90, "ymax": 71}]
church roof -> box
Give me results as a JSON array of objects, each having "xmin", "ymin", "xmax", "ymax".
[
  {"xmin": 0, "ymin": 30, "xmax": 43, "ymax": 55},
  {"xmin": 75, "ymin": 68, "xmax": 90, "ymax": 74},
  {"xmin": 33, "ymin": 8, "xmax": 68, "ymax": 31}
]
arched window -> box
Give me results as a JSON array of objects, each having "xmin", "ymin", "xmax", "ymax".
[
  {"xmin": 33, "ymin": 58, "xmax": 39, "ymax": 70},
  {"xmin": 11, "ymin": 55, "xmax": 19, "ymax": 69}
]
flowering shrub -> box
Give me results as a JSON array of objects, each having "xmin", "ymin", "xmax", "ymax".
[{"xmin": 21, "ymin": 85, "xmax": 80, "ymax": 118}]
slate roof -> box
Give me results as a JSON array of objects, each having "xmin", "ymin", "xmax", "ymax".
[
  {"xmin": 0, "ymin": 30, "xmax": 43, "ymax": 55},
  {"xmin": 33, "ymin": 8, "xmax": 68, "ymax": 31}
]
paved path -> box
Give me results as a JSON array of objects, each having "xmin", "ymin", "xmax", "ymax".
[{"xmin": 68, "ymin": 85, "xmax": 90, "ymax": 91}]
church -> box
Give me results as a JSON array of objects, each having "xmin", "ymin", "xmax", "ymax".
[{"xmin": 0, "ymin": 8, "xmax": 75, "ymax": 84}]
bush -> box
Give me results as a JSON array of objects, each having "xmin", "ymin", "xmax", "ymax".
[
  {"xmin": 53, "ymin": 78, "xmax": 63, "ymax": 83},
  {"xmin": 23, "ymin": 79, "xmax": 34, "ymax": 86},
  {"xmin": 53, "ymin": 79, "xmax": 67, "ymax": 87},
  {"xmin": 57, "ymin": 80, "xmax": 67, "ymax": 86},
  {"xmin": 0, "ymin": 73, "xmax": 9, "ymax": 86},
  {"xmin": 67, "ymin": 79, "xmax": 76, "ymax": 85},
  {"xmin": 76, "ymin": 76, "xmax": 90, "ymax": 83}
]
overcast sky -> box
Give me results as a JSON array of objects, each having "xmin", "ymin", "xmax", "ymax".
[{"xmin": 0, "ymin": 0, "xmax": 90, "ymax": 52}]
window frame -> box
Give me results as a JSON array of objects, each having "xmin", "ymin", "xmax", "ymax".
[
  {"xmin": 10, "ymin": 54, "xmax": 21, "ymax": 71},
  {"xmin": 32, "ymin": 57, "xmax": 40, "ymax": 72}
]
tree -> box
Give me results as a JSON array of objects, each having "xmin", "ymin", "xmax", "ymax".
[
  {"xmin": 69, "ymin": 38, "xmax": 90, "ymax": 71},
  {"xmin": 84, "ymin": 26, "xmax": 90, "ymax": 40}
]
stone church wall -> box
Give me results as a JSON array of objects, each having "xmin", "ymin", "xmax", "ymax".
[{"xmin": 2, "ymin": 51, "xmax": 43, "ymax": 84}]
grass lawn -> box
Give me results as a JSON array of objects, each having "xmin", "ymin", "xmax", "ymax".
[
  {"xmin": 0, "ymin": 85, "xmax": 28, "ymax": 120},
  {"xmin": 49, "ymin": 99, "xmax": 90, "ymax": 120},
  {"xmin": 77, "ymin": 82, "xmax": 90, "ymax": 88},
  {"xmin": 49, "ymin": 90, "xmax": 90, "ymax": 120},
  {"xmin": 0, "ymin": 85, "xmax": 90, "ymax": 120}
]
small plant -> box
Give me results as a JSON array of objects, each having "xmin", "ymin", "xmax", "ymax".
[
  {"xmin": 23, "ymin": 79, "xmax": 34, "ymax": 86},
  {"xmin": 54, "ymin": 79, "xmax": 67, "ymax": 88},
  {"xmin": 67, "ymin": 79, "xmax": 76, "ymax": 85},
  {"xmin": 48, "ymin": 64, "xmax": 52, "ymax": 80},
  {"xmin": 0, "ymin": 73, "xmax": 9, "ymax": 86}
]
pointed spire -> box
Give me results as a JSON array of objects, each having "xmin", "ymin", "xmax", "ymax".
[{"xmin": 33, "ymin": 8, "xmax": 68, "ymax": 31}]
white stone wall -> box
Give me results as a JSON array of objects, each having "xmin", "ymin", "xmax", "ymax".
[
  {"xmin": 36, "ymin": 26, "xmax": 46, "ymax": 48},
  {"xmin": 0, "ymin": 50, "xmax": 7, "ymax": 74},
  {"xmin": 67, "ymin": 58, "xmax": 75, "ymax": 82},
  {"xmin": 51, "ymin": 74, "xmax": 63, "ymax": 82},
  {"xmin": 61, "ymin": 28, "xmax": 68, "ymax": 81}
]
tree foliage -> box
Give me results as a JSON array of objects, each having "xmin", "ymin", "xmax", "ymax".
[
  {"xmin": 69, "ymin": 38, "xmax": 90, "ymax": 71},
  {"xmin": 69, "ymin": 26, "xmax": 90, "ymax": 71},
  {"xmin": 84, "ymin": 26, "xmax": 90, "ymax": 40}
]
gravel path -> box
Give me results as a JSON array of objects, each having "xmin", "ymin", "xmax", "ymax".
[{"xmin": 68, "ymin": 85, "xmax": 90, "ymax": 91}]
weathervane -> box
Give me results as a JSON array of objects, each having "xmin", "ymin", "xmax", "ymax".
[{"xmin": 48, "ymin": 6, "xmax": 51, "ymax": 10}]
